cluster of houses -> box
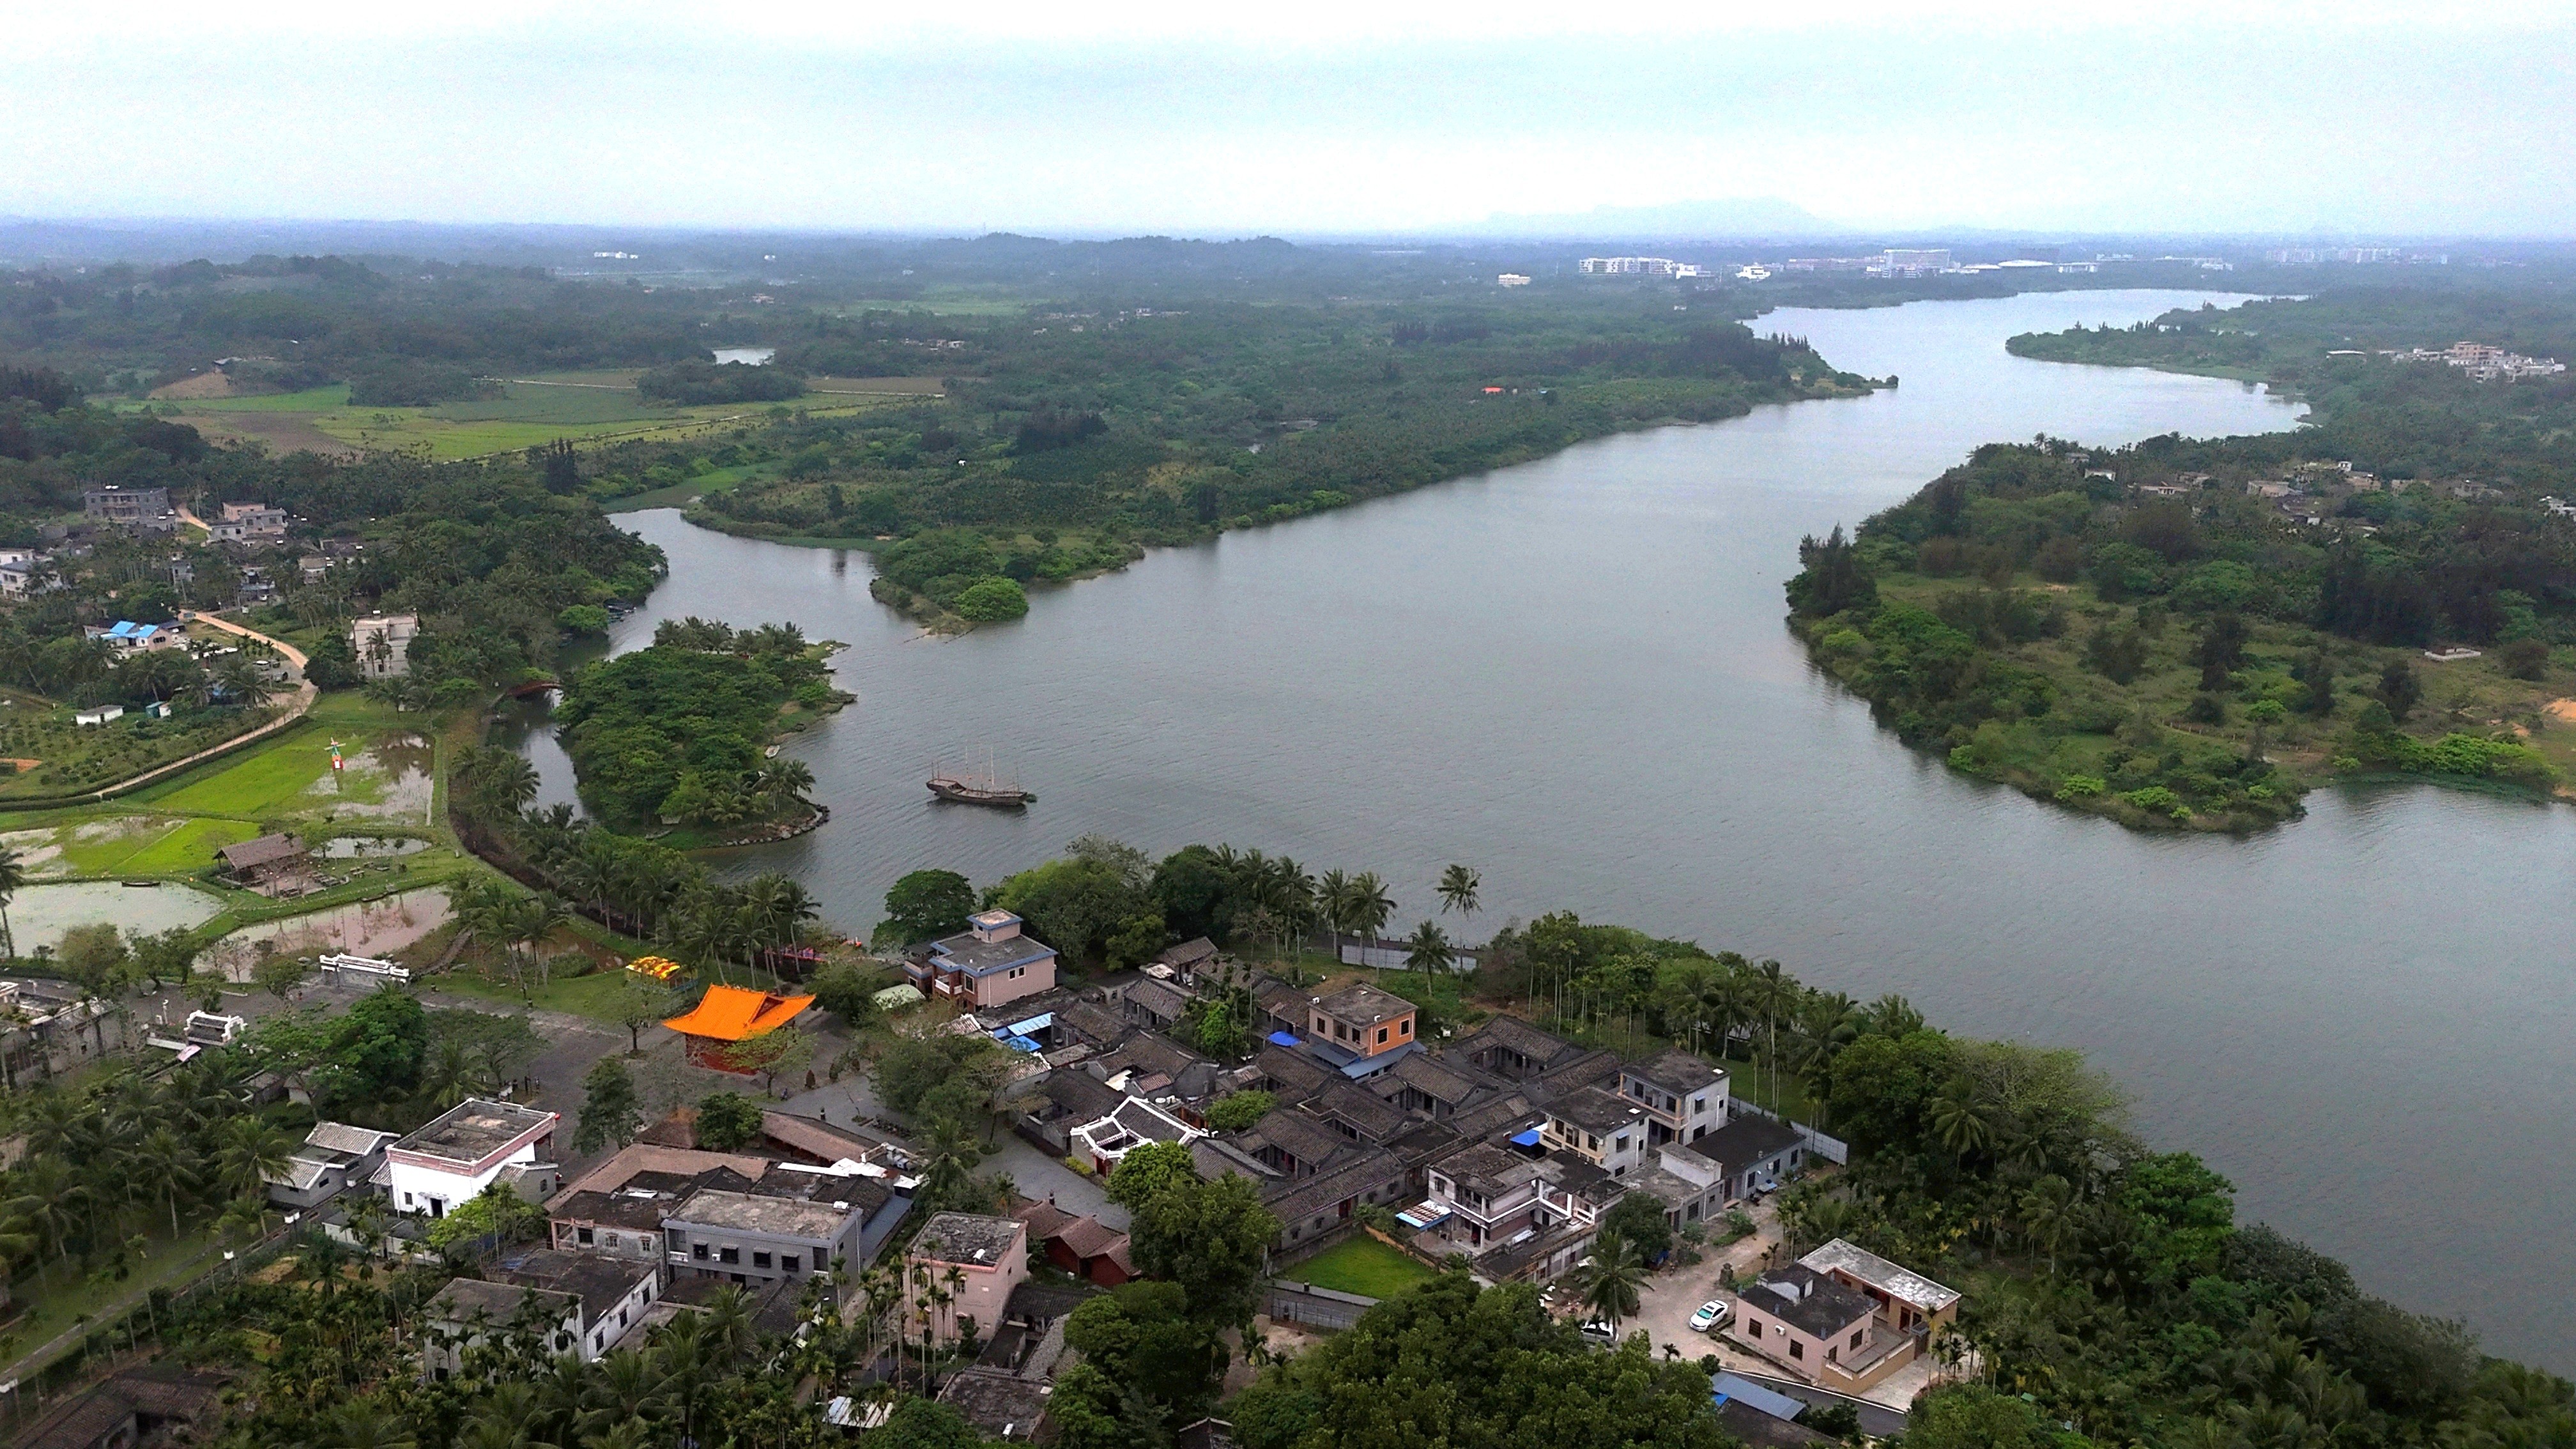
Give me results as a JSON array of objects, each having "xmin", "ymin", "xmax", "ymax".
[
  {"xmin": 254, "ymin": 1094, "xmax": 924, "ymax": 1378},
  {"xmin": 911, "ymin": 920, "xmax": 1816, "ymax": 1289}
]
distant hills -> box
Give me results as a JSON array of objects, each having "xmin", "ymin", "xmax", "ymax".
[{"xmin": 1458, "ymin": 197, "xmax": 1842, "ymax": 241}]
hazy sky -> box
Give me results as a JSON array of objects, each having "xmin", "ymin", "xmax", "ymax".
[{"xmin": 4, "ymin": 1, "xmax": 2572, "ymax": 237}]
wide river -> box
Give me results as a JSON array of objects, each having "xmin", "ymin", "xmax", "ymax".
[{"xmin": 505, "ymin": 290, "xmax": 2576, "ymax": 1370}]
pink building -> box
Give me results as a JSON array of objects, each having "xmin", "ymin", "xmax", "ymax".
[
  {"xmin": 905, "ymin": 911, "xmax": 1057, "ymax": 1009},
  {"xmin": 905, "ymin": 1213, "xmax": 1029, "ymax": 1345}
]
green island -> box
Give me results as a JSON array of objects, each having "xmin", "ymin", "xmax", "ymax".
[
  {"xmin": 549, "ymin": 617, "xmax": 847, "ymax": 838},
  {"xmin": 1788, "ymin": 282, "xmax": 2576, "ymax": 830}
]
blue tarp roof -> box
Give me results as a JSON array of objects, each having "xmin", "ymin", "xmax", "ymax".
[
  {"xmin": 1340, "ymin": 1040, "xmax": 1417, "ymax": 1078},
  {"xmin": 1003, "ymin": 1012, "xmax": 1054, "ymax": 1036},
  {"xmin": 1266, "ymin": 1031, "xmax": 1301, "ymax": 1046},
  {"xmin": 997, "ymin": 1034, "xmax": 1041, "ymax": 1053},
  {"xmin": 1711, "ymin": 1374, "xmax": 1805, "ymax": 1422},
  {"xmin": 1509, "ymin": 1128, "xmax": 1543, "ymax": 1147}
]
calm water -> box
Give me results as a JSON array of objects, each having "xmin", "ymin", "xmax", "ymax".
[{"xmin": 505, "ymin": 290, "xmax": 2576, "ymax": 1369}]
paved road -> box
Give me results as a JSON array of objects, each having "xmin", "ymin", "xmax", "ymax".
[{"xmin": 68, "ymin": 610, "xmax": 318, "ymax": 803}]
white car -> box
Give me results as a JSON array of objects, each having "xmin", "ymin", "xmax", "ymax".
[
  {"xmin": 1689, "ymin": 1299, "xmax": 1729, "ymax": 1333},
  {"xmin": 1579, "ymin": 1319, "xmax": 1618, "ymax": 1344}
]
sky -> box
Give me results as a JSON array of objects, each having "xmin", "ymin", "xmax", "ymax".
[{"xmin": 3, "ymin": 1, "xmax": 2573, "ymax": 238}]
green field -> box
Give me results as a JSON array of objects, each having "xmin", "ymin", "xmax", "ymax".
[{"xmin": 1276, "ymin": 1236, "xmax": 1438, "ymax": 1299}]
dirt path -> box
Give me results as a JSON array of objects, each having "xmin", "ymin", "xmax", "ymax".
[{"xmin": 68, "ymin": 612, "xmax": 319, "ymax": 802}]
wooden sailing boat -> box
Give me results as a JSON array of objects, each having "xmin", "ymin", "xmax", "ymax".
[{"xmin": 926, "ymin": 751, "xmax": 1034, "ymax": 807}]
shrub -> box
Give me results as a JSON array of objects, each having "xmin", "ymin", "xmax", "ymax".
[
  {"xmin": 2499, "ymin": 638, "xmax": 2550, "ymax": 680},
  {"xmin": 952, "ymin": 577, "xmax": 1029, "ymax": 622},
  {"xmin": 2054, "ymin": 774, "xmax": 2106, "ymax": 801},
  {"xmin": 2123, "ymin": 785, "xmax": 2188, "ymax": 817}
]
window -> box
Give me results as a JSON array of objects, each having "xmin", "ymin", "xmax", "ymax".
[
  {"xmin": 1790, "ymin": 1340, "xmax": 1804, "ymax": 1360},
  {"xmin": 719, "ymin": 1246, "xmax": 740, "ymax": 1264},
  {"xmin": 1850, "ymin": 1329, "xmax": 1865, "ymax": 1349},
  {"xmin": 1692, "ymin": 1095, "xmax": 1706, "ymax": 1115},
  {"xmin": 1399, "ymin": 1019, "xmax": 1411, "ymax": 1037},
  {"xmin": 604, "ymin": 1233, "xmax": 620, "ymax": 1248},
  {"xmin": 577, "ymin": 1227, "xmax": 595, "ymax": 1245},
  {"xmin": 1375, "ymin": 1027, "xmax": 1389, "ymax": 1045},
  {"xmin": 753, "ymin": 1251, "xmax": 772, "ymax": 1269},
  {"xmin": 693, "ymin": 1243, "xmax": 710, "ymax": 1261}
]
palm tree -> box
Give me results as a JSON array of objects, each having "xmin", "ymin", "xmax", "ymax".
[
  {"xmin": 1346, "ymin": 872, "xmax": 1395, "ymax": 976},
  {"xmin": 509, "ymin": 893, "xmax": 570, "ymax": 989},
  {"xmin": 0, "ymin": 841, "xmax": 23, "ymax": 960},
  {"xmin": 1930, "ymin": 1080, "xmax": 1994, "ymax": 1161},
  {"xmin": 1579, "ymin": 1236, "xmax": 1647, "ymax": 1331},
  {"xmin": 1435, "ymin": 864, "xmax": 1480, "ymax": 925},
  {"xmin": 1402, "ymin": 920, "xmax": 1453, "ymax": 974},
  {"xmin": 1316, "ymin": 870, "xmax": 1353, "ymax": 956},
  {"xmin": 0, "ymin": 1156, "xmax": 86, "ymax": 1282},
  {"xmin": 418, "ymin": 1038, "xmax": 489, "ymax": 1111},
  {"xmin": 210, "ymin": 1116, "xmax": 293, "ymax": 1200},
  {"xmin": 318, "ymin": 1400, "xmax": 417, "ymax": 1449},
  {"xmin": 1750, "ymin": 959, "xmax": 1794, "ymax": 1109},
  {"xmin": 2018, "ymin": 1174, "xmax": 2079, "ymax": 1275},
  {"xmin": 132, "ymin": 1126, "xmax": 202, "ymax": 1236}
]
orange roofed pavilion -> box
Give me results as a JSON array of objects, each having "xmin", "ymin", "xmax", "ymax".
[{"xmin": 663, "ymin": 985, "xmax": 816, "ymax": 1071}]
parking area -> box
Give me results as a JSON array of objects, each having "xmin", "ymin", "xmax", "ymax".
[{"xmin": 1629, "ymin": 1198, "xmax": 1786, "ymax": 1365}]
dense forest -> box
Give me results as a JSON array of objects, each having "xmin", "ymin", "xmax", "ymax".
[
  {"xmin": 548, "ymin": 618, "xmax": 843, "ymax": 831},
  {"xmin": 1787, "ymin": 284, "xmax": 2576, "ymax": 829}
]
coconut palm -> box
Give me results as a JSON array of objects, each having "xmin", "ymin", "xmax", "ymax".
[
  {"xmin": 132, "ymin": 1126, "xmax": 202, "ymax": 1236},
  {"xmin": 0, "ymin": 1156, "xmax": 86, "ymax": 1281},
  {"xmin": 0, "ymin": 841, "xmax": 23, "ymax": 960},
  {"xmin": 1579, "ymin": 1236, "xmax": 1647, "ymax": 1331},
  {"xmin": 1930, "ymin": 1079, "xmax": 1995, "ymax": 1161},
  {"xmin": 2018, "ymin": 1174, "xmax": 2080, "ymax": 1274},
  {"xmin": 1435, "ymin": 863, "xmax": 1481, "ymax": 923},
  {"xmin": 1316, "ymin": 870, "xmax": 1353, "ymax": 953},
  {"xmin": 1402, "ymin": 920, "xmax": 1453, "ymax": 974},
  {"xmin": 1749, "ymin": 959, "xmax": 1795, "ymax": 1108},
  {"xmin": 1346, "ymin": 872, "xmax": 1395, "ymax": 975},
  {"xmin": 210, "ymin": 1115, "xmax": 294, "ymax": 1200}
]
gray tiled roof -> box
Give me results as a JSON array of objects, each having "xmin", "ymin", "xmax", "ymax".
[{"xmin": 1736, "ymin": 1264, "xmax": 1879, "ymax": 1339}]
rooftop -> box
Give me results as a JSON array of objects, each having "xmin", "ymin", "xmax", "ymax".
[
  {"xmin": 1432, "ymin": 1141, "xmax": 1545, "ymax": 1199},
  {"xmin": 1312, "ymin": 983, "xmax": 1414, "ymax": 1024},
  {"xmin": 305, "ymin": 1121, "xmax": 399, "ymax": 1156},
  {"xmin": 669, "ymin": 1188, "xmax": 859, "ymax": 1240},
  {"xmin": 930, "ymin": 930, "xmax": 1057, "ymax": 975},
  {"xmin": 217, "ymin": 832, "xmax": 304, "ymax": 871},
  {"xmin": 1262, "ymin": 1147, "xmax": 1401, "ymax": 1224},
  {"xmin": 1623, "ymin": 1049, "xmax": 1726, "ymax": 1097},
  {"xmin": 1737, "ymin": 1264, "xmax": 1880, "ymax": 1340},
  {"xmin": 427, "ymin": 1276, "xmax": 577, "ymax": 1323},
  {"xmin": 397, "ymin": 1098, "xmax": 556, "ymax": 1167},
  {"xmin": 1457, "ymin": 1015, "xmax": 1579, "ymax": 1066},
  {"xmin": 910, "ymin": 1211, "xmax": 1026, "ymax": 1268},
  {"xmin": 937, "ymin": 1367, "xmax": 1054, "ymax": 1442},
  {"xmin": 1800, "ymin": 1237, "xmax": 1961, "ymax": 1313},
  {"xmin": 1123, "ymin": 977, "xmax": 1192, "ymax": 1020},
  {"xmin": 1692, "ymin": 1115, "xmax": 1806, "ymax": 1172},
  {"xmin": 661, "ymin": 985, "xmax": 814, "ymax": 1043},
  {"xmin": 1547, "ymin": 1085, "xmax": 1646, "ymax": 1136},
  {"xmin": 494, "ymin": 1249, "xmax": 657, "ymax": 1322}
]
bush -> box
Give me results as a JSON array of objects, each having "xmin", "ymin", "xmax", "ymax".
[
  {"xmin": 2499, "ymin": 638, "xmax": 2551, "ymax": 680},
  {"xmin": 2054, "ymin": 774, "xmax": 2106, "ymax": 801},
  {"xmin": 953, "ymin": 577, "xmax": 1029, "ymax": 622},
  {"xmin": 638, "ymin": 361, "xmax": 807, "ymax": 405}
]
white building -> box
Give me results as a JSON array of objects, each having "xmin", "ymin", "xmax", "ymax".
[
  {"xmin": 351, "ymin": 614, "xmax": 418, "ymax": 680},
  {"xmin": 1496, "ymin": 273, "xmax": 1532, "ymax": 288},
  {"xmin": 385, "ymin": 1098, "xmax": 560, "ymax": 1219}
]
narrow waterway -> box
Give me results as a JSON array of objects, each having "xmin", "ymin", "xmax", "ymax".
[{"xmin": 502, "ymin": 289, "xmax": 2576, "ymax": 1370}]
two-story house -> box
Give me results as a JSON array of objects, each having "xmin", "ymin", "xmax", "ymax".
[
  {"xmin": 1298, "ymin": 984, "xmax": 1417, "ymax": 1078},
  {"xmin": 663, "ymin": 1181, "xmax": 895, "ymax": 1291},
  {"xmin": 420, "ymin": 1250, "xmax": 661, "ymax": 1377},
  {"xmin": 906, "ymin": 911, "xmax": 1058, "ymax": 1010},
  {"xmin": 1615, "ymin": 1050, "xmax": 1728, "ymax": 1147},
  {"xmin": 1727, "ymin": 1263, "xmax": 1912, "ymax": 1393},
  {"xmin": 1539, "ymin": 1085, "xmax": 1649, "ymax": 1176}
]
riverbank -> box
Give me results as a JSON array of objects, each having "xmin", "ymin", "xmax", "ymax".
[{"xmin": 675, "ymin": 372, "xmax": 1883, "ymax": 631}]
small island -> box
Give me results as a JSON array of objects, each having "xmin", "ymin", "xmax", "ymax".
[
  {"xmin": 549, "ymin": 617, "xmax": 850, "ymax": 843},
  {"xmin": 1786, "ymin": 438, "xmax": 2568, "ymax": 832}
]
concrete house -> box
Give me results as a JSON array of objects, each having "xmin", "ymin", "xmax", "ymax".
[
  {"xmin": 1069, "ymin": 1095, "xmax": 1207, "ymax": 1176},
  {"xmin": 1298, "ymin": 984, "xmax": 1418, "ymax": 1078},
  {"xmin": 422, "ymin": 1252, "xmax": 661, "ymax": 1376},
  {"xmin": 1539, "ymin": 1085, "xmax": 1650, "ymax": 1176},
  {"xmin": 907, "ymin": 911, "xmax": 1058, "ymax": 1010},
  {"xmin": 664, "ymin": 1181, "xmax": 894, "ymax": 1291},
  {"xmin": 1800, "ymin": 1237, "xmax": 1961, "ymax": 1337},
  {"xmin": 1726, "ymin": 1258, "xmax": 1932, "ymax": 1393},
  {"xmin": 1691, "ymin": 1116, "xmax": 1809, "ymax": 1202},
  {"xmin": 1616, "ymin": 1050, "xmax": 1728, "ymax": 1147},
  {"xmin": 263, "ymin": 1121, "xmax": 399, "ymax": 1211},
  {"xmin": 351, "ymin": 614, "xmax": 418, "ymax": 680},
  {"xmin": 387, "ymin": 1098, "xmax": 560, "ymax": 1219},
  {"xmin": 906, "ymin": 1213, "xmax": 1031, "ymax": 1345}
]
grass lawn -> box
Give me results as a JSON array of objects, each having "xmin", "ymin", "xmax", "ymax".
[{"xmin": 1278, "ymin": 1236, "xmax": 1438, "ymax": 1299}]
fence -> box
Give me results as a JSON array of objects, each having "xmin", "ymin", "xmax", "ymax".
[
  {"xmin": 1264, "ymin": 1280, "xmax": 1379, "ymax": 1332},
  {"xmin": 1727, "ymin": 1100, "xmax": 1850, "ymax": 1165}
]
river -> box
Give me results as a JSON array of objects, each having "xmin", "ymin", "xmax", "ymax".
[{"xmin": 501, "ymin": 289, "xmax": 2576, "ymax": 1370}]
